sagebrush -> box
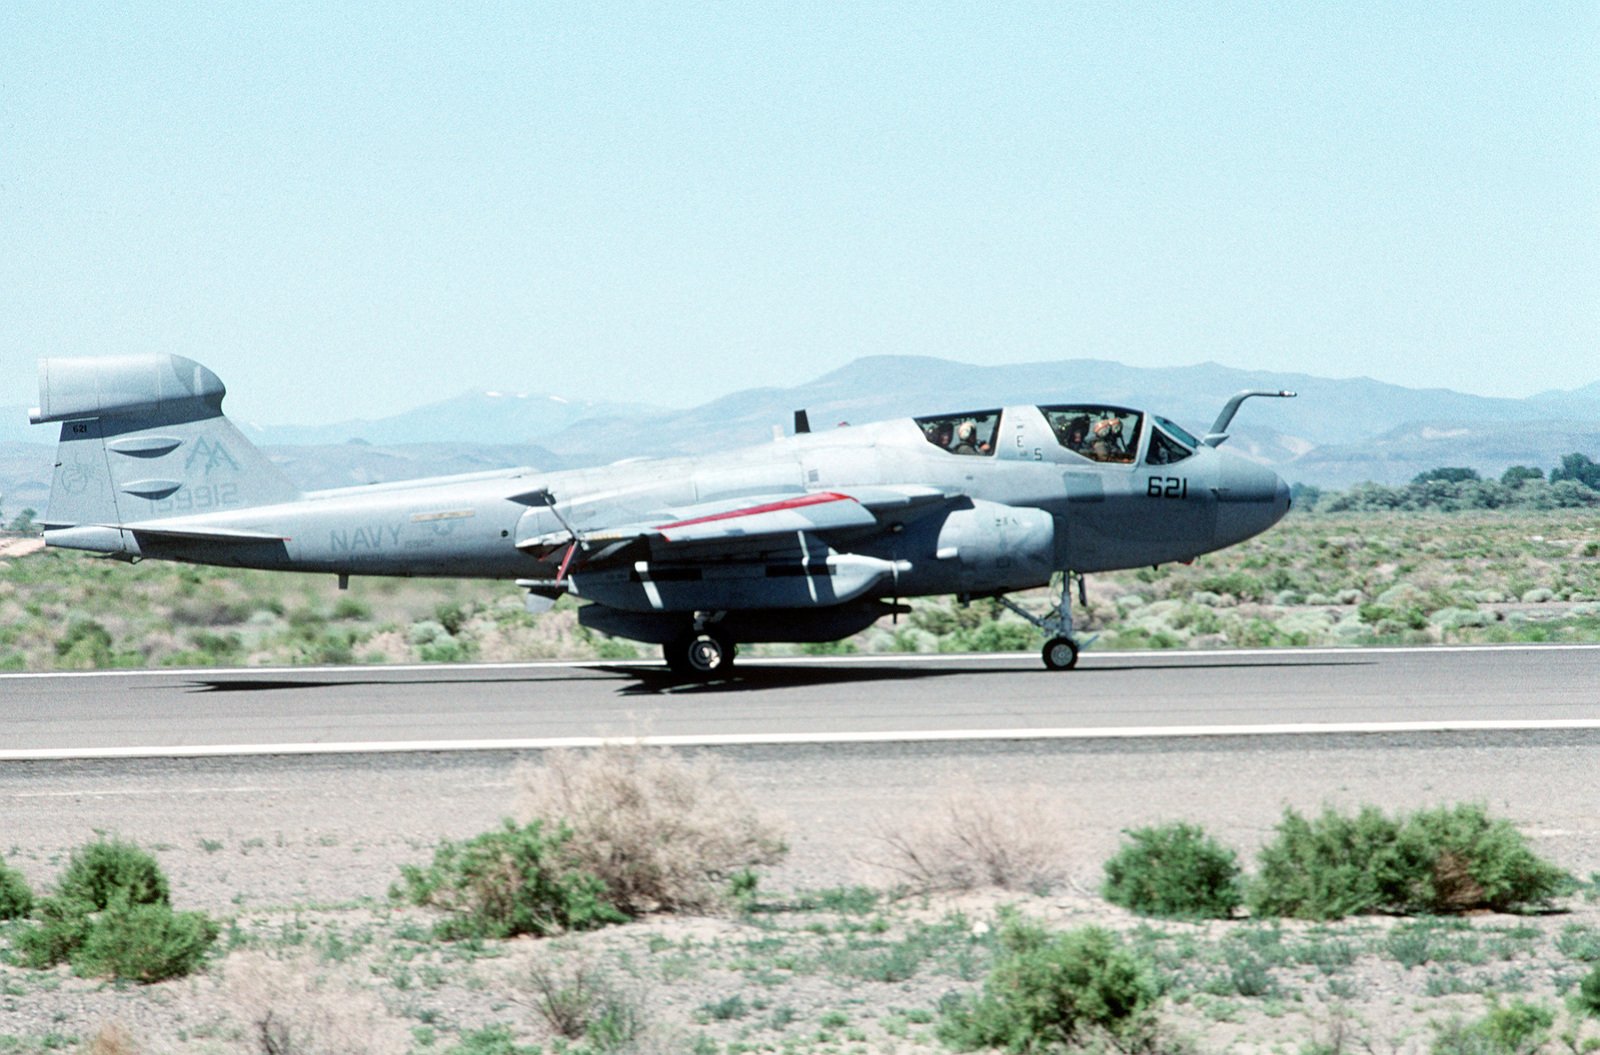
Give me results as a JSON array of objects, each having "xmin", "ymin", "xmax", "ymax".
[
  {"xmin": 222, "ymin": 950, "xmax": 412, "ymax": 1055},
  {"xmin": 516, "ymin": 743, "xmax": 787, "ymax": 914},
  {"xmin": 0, "ymin": 859, "xmax": 32, "ymax": 920},
  {"xmin": 1250, "ymin": 803, "xmax": 1568, "ymax": 920},
  {"xmin": 524, "ymin": 955, "xmax": 645, "ymax": 1051},
  {"xmin": 1102, "ymin": 821, "xmax": 1243, "ymax": 919},
  {"xmin": 394, "ymin": 818, "xmax": 625, "ymax": 939},
  {"xmin": 868, "ymin": 778, "xmax": 1066, "ymax": 893},
  {"xmin": 1429, "ymin": 999, "xmax": 1555, "ymax": 1055},
  {"xmin": 10, "ymin": 838, "xmax": 217, "ymax": 982},
  {"xmin": 938, "ymin": 917, "xmax": 1160, "ymax": 1052}
]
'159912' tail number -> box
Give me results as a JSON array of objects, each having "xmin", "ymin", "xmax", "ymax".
[{"xmin": 1147, "ymin": 476, "xmax": 1188, "ymax": 498}]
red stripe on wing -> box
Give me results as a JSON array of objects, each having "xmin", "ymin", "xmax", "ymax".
[{"xmin": 654, "ymin": 492, "xmax": 855, "ymax": 536}]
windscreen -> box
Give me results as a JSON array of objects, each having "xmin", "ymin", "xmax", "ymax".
[{"xmin": 1038, "ymin": 405, "xmax": 1143, "ymax": 463}]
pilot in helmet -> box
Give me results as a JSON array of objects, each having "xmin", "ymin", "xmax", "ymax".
[{"xmin": 952, "ymin": 421, "xmax": 979, "ymax": 455}]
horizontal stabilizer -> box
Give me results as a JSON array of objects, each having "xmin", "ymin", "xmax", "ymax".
[
  {"xmin": 126, "ymin": 524, "xmax": 291, "ymax": 543},
  {"xmin": 42, "ymin": 522, "xmax": 290, "ymax": 555}
]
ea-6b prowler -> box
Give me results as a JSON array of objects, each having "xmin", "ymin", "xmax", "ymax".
[{"xmin": 31, "ymin": 355, "xmax": 1294, "ymax": 674}]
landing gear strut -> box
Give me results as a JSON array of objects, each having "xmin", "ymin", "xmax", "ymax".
[
  {"xmin": 664, "ymin": 627, "xmax": 736, "ymax": 678},
  {"xmin": 995, "ymin": 572, "xmax": 1088, "ymax": 671}
]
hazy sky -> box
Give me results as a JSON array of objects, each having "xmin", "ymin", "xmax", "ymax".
[{"xmin": 4, "ymin": 3, "xmax": 1596, "ymax": 424}]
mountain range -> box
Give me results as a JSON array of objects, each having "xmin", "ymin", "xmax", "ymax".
[{"xmin": 2, "ymin": 358, "xmax": 1597, "ymax": 517}]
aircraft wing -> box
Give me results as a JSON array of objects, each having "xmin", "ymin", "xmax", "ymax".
[{"xmin": 518, "ymin": 484, "xmax": 951, "ymax": 565}]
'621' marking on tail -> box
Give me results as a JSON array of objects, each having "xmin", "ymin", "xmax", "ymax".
[{"xmin": 150, "ymin": 483, "xmax": 240, "ymax": 514}]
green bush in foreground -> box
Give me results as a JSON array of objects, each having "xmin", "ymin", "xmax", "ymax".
[
  {"xmin": 1250, "ymin": 804, "xmax": 1569, "ymax": 920},
  {"xmin": 1575, "ymin": 964, "xmax": 1600, "ymax": 1019},
  {"xmin": 0, "ymin": 861, "xmax": 32, "ymax": 920},
  {"xmin": 1391, "ymin": 803, "xmax": 1570, "ymax": 914},
  {"xmin": 54, "ymin": 838, "xmax": 171, "ymax": 911},
  {"xmin": 1249, "ymin": 806, "xmax": 1400, "ymax": 920},
  {"xmin": 1431, "ymin": 999, "xmax": 1554, "ymax": 1055},
  {"xmin": 394, "ymin": 819, "xmax": 627, "ymax": 940},
  {"xmin": 1102, "ymin": 822, "xmax": 1242, "ymax": 919},
  {"xmin": 70, "ymin": 901, "xmax": 219, "ymax": 983},
  {"xmin": 938, "ymin": 918, "xmax": 1159, "ymax": 1053},
  {"xmin": 9, "ymin": 838, "xmax": 217, "ymax": 982}
]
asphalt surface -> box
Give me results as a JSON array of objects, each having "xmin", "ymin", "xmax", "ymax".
[
  {"xmin": 1, "ymin": 645, "xmax": 1597, "ymax": 755},
  {"xmin": 2, "ymin": 645, "xmax": 1599, "ymax": 907}
]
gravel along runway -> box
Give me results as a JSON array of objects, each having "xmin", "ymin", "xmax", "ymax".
[{"xmin": 0, "ymin": 644, "xmax": 1597, "ymax": 913}]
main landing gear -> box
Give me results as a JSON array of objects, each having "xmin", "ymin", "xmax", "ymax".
[
  {"xmin": 995, "ymin": 572, "xmax": 1088, "ymax": 671},
  {"xmin": 664, "ymin": 626, "xmax": 736, "ymax": 678}
]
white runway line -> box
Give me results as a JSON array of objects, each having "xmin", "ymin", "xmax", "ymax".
[
  {"xmin": 5, "ymin": 717, "xmax": 1600, "ymax": 762},
  {"xmin": 1, "ymin": 642, "xmax": 1597, "ymax": 681}
]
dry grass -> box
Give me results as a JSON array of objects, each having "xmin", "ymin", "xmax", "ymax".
[
  {"xmin": 220, "ymin": 951, "xmax": 411, "ymax": 1055},
  {"xmin": 80, "ymin": 1022, "xmax": 140, "ymax": 1055},
  {"xmin": 866, "ymin": 777, "xmax": 1068, "ymax": 894},
  {"xmin": 515, "ymin": 743, "xmax": 787, "ymax": 915},
  {"xmin": 522, "ymin": 952, "xmax": 642, "ymax": 1041}
]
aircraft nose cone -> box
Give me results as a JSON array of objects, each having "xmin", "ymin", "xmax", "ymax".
[{"xmin": 1214, "ymin": 454, "xmax": 1291, "ymax": 545}]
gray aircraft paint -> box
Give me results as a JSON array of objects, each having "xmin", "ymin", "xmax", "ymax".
[{"xmin": 31, "ymin": 355, "xmax": 1291, "ymax": 661}]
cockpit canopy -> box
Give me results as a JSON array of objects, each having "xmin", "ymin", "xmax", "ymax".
[
  {"xmin": 913, "ymin": 404, "xmax": 1199, "ymax": 466},
  {"xmin": 1040, "ymin": 405, "xmax": 1142, "ymax": 463},
  {"xmin": 915, "ymin": 409, "xmax": 1001, "ymax": 456}
]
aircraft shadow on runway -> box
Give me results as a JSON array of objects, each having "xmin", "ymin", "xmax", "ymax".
[
  {"xmin": 183, "ymin": 657, "xmax": 1367, "ymax": 695},
  {"xmin": 184, "ymin": 672, "xmax": 619, "ymax": 693},
  {"xmin": 605, "ymin": 656, "xmax": 1370, "ymax": 695}
]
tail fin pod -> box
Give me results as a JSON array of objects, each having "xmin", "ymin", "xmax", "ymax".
[{"xmin": 32, "ymin": 354, "xmax": 301, "ymax": 531}]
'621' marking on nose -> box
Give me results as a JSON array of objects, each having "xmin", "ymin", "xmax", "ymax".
[{"xmin": 1146, "ymin": 476, "xmax": 1188, "ymax": 499}]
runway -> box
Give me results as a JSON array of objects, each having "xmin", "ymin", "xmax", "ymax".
[
  {"xmin": 0, "ymin": 644, "xmax": 1596, "ymax": 758},
  {"xmin": 3, "ymin": 644, "xmax": 1599, "ymax": 907}
]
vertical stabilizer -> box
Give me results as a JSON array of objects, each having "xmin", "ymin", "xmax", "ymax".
[{"xmin": 31, "ymin": 355, "xmax": 301, "ymax": 533}]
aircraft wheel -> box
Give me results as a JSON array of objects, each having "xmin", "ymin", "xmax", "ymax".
[
  {"xmin": 666, "ymin": 631, "xmax": 736, "ymax": 678},
  {"xmin": 1041, "ymin": 636, "xmax": 1079, "ymax": 671}
]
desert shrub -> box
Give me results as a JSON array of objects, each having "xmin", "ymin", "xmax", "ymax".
[
  {"xmin": 444, "ymin": 1026, "xmax": 539, "ymax": 1055},
  {"xmin": 1573, "ymin": 964, "xmax": 1600, "ymax": 1019},
  {"xmin": 394, "ymin": 819, "xmax": 625, "ymax": 939},
  {"xmin": 12, "ymin": 895, "xmax": 95, "ymax": 968},
  {"xmin": 515, "ymin": 743, "xmax": 787, "ymax": 914},
  {"xmin": 1251, "ymin": 804, "xmax": 1569, "ymax": 920},
  {"xmin": 1249, "ymin": 806, "xmax": 1402, "ymax": 920},
  {"xmin": 524, "ymin": 956, "xmax": 644, "ymax": 1051},
  {"xmin": 331, "ymin": 596, "xmax": 371, "ymax": 620},
  {"xmin": 10, "ymin": 838, "xmax": 217, "ymax": 982},
  {"xmin": 71, "ymin": 902, "xmax": 219, "ymax": 983},
  {"xmin": 434, "ymin": 601, "xmax": 469, "ymax": 636},
  {"xmin": 56, "ymin": 839, "xmax": 171, "ymax": 911},
  {"xmin": 938, "ymin": 918, "xmax": 1159, "ymax": 1052},
  {"xmin": 1102, "ymin": 822, "xmax": 1242, "ymax": 919},
  {"xmin": 868, "ymin": 779, "xmax": 1066, "ymax": 894},
  {"xmin": 223, "ymin": 950, "xmax": 412, "ymax": 1054},
  {"xmin": 81, "ymin": 1021, "xmax": 141, "ymax": 1055},
  {"xmin": 1389, "ymin": 803, "xmax": 1569, "ymax": 913},
  {"xmin": 1431, "ymin": 999, "xmax": 1554, "ymax": 1055},
  {"xmin": 55, "ymin": 618, "xmax": 114, "ymax": 668},
  {"xmin": 0, "ymin": 860, "xmax": 32, "ymax": 919}
]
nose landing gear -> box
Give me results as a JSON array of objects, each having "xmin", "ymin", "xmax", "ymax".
[{"xmin": 995, "ymin": 572, "xmax": 1088, "ymax": 671}]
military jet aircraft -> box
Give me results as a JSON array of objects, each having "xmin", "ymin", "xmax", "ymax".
[{"xmin": 30, "ymin": 354, "xmax": 1293, "ymax": 675}]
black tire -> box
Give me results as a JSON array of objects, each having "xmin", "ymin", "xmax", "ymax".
[
  {"xmin": 663, "ymin": 640, "xmax": 693, "ymax": 674},
  {"xmin": 666, "ymin": 630, "xmax": 735, "ymax": 678},
  {"xmin": 1042, "ymin": 635, "xmax": 1079, "ymax": 671}
]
